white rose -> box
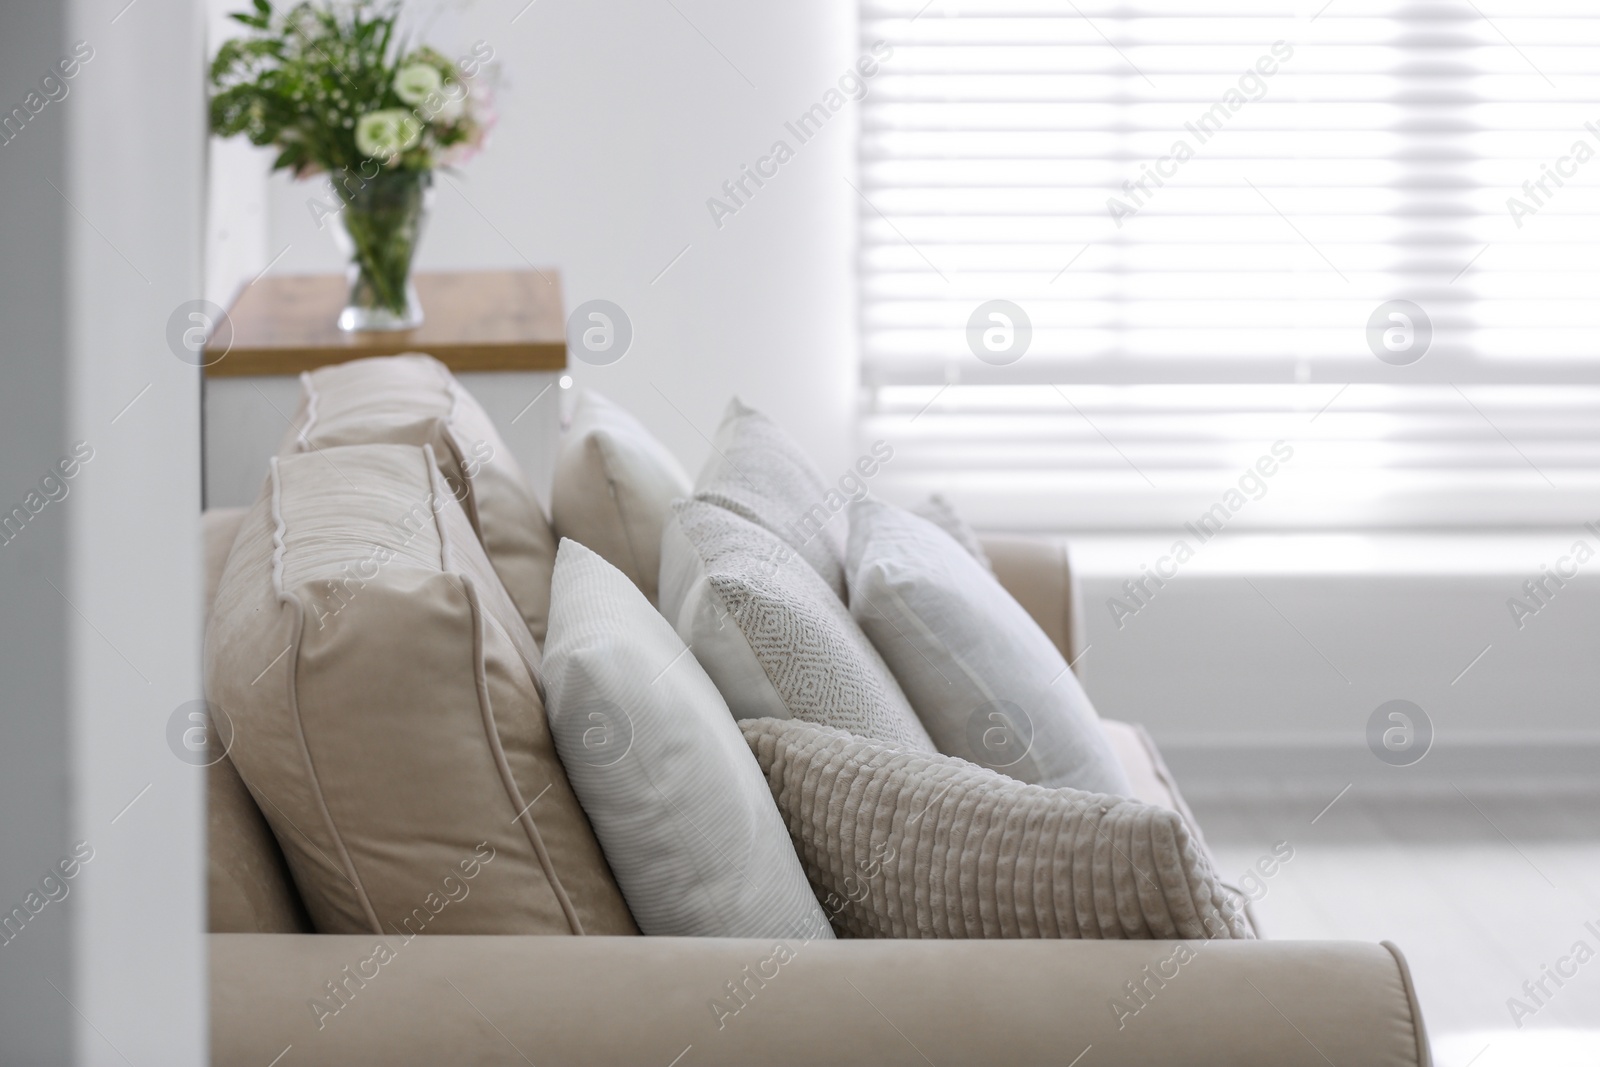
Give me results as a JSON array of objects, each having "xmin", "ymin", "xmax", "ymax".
[
  {"xmin": 355, "ymin": 109, "xmax": 422, "ymax": 161},
  {"xmin": 432, "ymin": 84, "xmax": 466, "ymax": 124},
  {"xmin": 394, "ymin": 63, "xmax": 444, "ymax": 107}
]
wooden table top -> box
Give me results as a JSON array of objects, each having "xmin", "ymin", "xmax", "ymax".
[{"xmin": 204, "ymin": 269, "xmax": 567, "ymax": 376}]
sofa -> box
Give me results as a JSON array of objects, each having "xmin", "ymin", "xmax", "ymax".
[{"xmin": 198, "ymin": 360, "xmax": 1432, "ymax": 1066}]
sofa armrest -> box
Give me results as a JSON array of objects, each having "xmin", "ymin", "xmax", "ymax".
[
  {"xmin": 212, "ymin": 934, "xmax": 1429, "ymax": 1066},
  {"xmin": 980, "ymin": 534, "xmax": 1086, "ymax": 671}
]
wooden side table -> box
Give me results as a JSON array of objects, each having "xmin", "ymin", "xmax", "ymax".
[{"xmin": 202, "ymin": 269, "xmax": 568, "ymax": 508}]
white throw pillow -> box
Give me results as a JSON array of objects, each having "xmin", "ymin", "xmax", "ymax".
[
  {"xmin": 658, "ymin": 498, "xmax": 936, "ymax": 753},
  {"xmin": 693, "ymin": 397, "xmax": 847, "ymax": 600},
  {"xmin": 911, "ymin": 494, "xmax": 992, "ymax": 571},
  {"xmin": 542, "ymin": 540, "xmax": 832, "ymax": 940},
  {"xmin": 847, "ymin": 499, "xmax": 1133, "ymax": 796},
  {"xmin": 550, "ymin": 389, "xmax": 691, "ymax": 607}
]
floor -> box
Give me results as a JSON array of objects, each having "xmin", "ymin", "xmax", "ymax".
[{"xmin": 1189, "ymin": 786, "xmax": 1600, "ymax": 1067}]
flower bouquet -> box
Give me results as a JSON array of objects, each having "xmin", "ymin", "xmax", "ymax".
[{"xmin": 210, "ymin": 0, "xmax": 494, "ymax": 330}]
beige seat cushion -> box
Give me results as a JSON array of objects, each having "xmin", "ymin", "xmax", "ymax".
[
  {"xmin": 742, "ymin": 717, "xmax": 1253, "ymax": 941},
  {"xmin": 206, "ymin": 443, "xmax": 635, "ymax": 937},
  {"xmin": 659, "ymin": 498, "xmax": 934, "ymax": 752},
  {"xmin": 281, "ymin": 354, "xmax": 557, "ymax": 644},
  {"xmin": 550, "ymin": 389, "xmax": 691, "ymax": 608},
  {"xmin": 693, "ymin": 397, "xmax": 848, "ymax": 600}
]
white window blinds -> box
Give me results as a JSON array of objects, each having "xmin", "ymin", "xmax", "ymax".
[{"xmin": 858, "ymin": 1, "xmax": 1600, "ymax": 529}]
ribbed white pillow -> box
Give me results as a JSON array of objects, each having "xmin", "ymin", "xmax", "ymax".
[
  {"xmin": 659, "ymin": 498, "xmax": 935, "ymax": 753},
  {"xmin": 847, "ymin": 498, "xmax": 1133, "ymax": 796},
  {"xmin": 543, "ymin": 539, "xmax": 833, "ymax": 940}
]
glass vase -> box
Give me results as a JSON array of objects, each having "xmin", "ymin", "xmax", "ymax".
[{"xmin": 333, "ymin": 169, "xmax": 432, "ymax": 331}]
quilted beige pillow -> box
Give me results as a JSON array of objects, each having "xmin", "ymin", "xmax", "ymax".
[
  {"xmin": 550, "ymin": 389, "xmax": 691, "ymax": 607},
  {"xmin": 741, "ymin": 717, "xmax": 1252, "ymax": 942},
  {"xmin": 206, "ymin": 443, "xmax": 636, "ymax": 937},
  {"xmin": 694, "ymin": 397, "xmax": 847, "ymax": 600},
  {"xmin": 659, "ymin": 498, "xmax": 935, "ymax": 753},
  {"xmin": 280, "ymin": 353, "xmax": 557, "ymax": 644}
]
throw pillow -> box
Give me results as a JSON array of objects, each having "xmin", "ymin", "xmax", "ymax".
[
  {"xmin": 847, "ymin": 498, "xmax": 1132, "ymax": 796},
  {"xmin": 550, "ymin": 389, "xmax": 691, "ymax": 608},
  {"xmin": 206, "ymin": 443, "xmax": 636, "ymax": 937},
  {"xmin": 658, "ymin": 498, "xmax": 935, "ymax": 752},
  {"xmin": 280, "ymin": 353, "xmax": 558, "ymax": 644},
  {"xmin": 911, "ymin": 493, "xmax": 993, "ymax": 571},
  {"xmin": 542, "ymin": 539, "xmax": 832, "ymax": 940},
  {"xmin": 742, "ymin": 717, "xmax": 1252, "ymax": 941},
  {"xmin": 693, "ymin": 397, "xmax": 847, "ymax": 599}
]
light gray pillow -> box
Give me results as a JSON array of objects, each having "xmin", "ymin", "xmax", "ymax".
[
  {"xmin": 912, "ymin": 493, "xmax": 992, "ymax": 571},
  {"xmin": 550, "ymin": 389, "xmax": 691, "ymax": 608},
  {"xmin": 847, "ymin": 498, "xmax": 1132, "ymax": 796},
  {"xmin": 743, "ymin": 716, "xmax": 1252, "ymax": 941},
  {"xmin": 693, "ymin": 397, "xmax": 847, "ymax": 600},
  {"xmin": 658, "ymin": 498, "xmax": 935, "ymax": 753},
  {"xmin": 542, "ymin": 540, "xmax": 831, "ymax": 939}
]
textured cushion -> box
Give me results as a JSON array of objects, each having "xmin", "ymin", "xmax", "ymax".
[
  {"xmin": 912, "ymin": 494, "xmax": 992, "ymax": 571},
  {"xmin": 694, "ymin": 397, "xmax": 847, "ymax": 600},
  {"xmin": 659, "ymin": 498, "xmax": 935, "ymax": 752},
  {"xmin": 550, "ymin": 390, "xmax": 691, "ymax": 608},
  {"xmin": 742, "ymin": 717, "xmax": 1253, "ymax": 941},
  {"xmin": 280, "ymin": 353, "xmax": 557, "ymax": 644},
  {"xmin": 848, "ymin": 499, "xmax": 1132, "ymax": 796},
  {"xmin": 541, "ymin": 539, "xmax": 831, "ymax": 939},
  {"xmin": 206, "ymin": 443, "xmax": 635, "ymax": 937}
]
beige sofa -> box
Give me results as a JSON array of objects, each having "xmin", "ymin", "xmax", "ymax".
[{"xmin": 199, "ymin": 506, "xmax": 1432, "ymax": 1066}]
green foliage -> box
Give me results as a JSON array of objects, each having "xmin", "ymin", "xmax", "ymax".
[{"xmin": 209, "ymin": 0, "xmax": 486, "ymax": 178}]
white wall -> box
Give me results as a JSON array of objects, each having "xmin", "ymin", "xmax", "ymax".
[
  {"xmin": 241, "ymin": 0, "xmax": 860, "ymax": 479},
  {"xmin": 1072, "ymin": 533, "xmax": 1600, "ymax": 791},
  {"xmin": 1, "ymin": 0, "xmax": 207, "ymax": 1063}
]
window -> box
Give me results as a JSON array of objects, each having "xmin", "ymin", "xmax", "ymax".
[{"xmin": 858, "ymin": 1, "xmax": 1600, "ymax": 529}]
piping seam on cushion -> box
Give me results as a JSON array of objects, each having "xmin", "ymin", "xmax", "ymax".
[
  {"xmin": 1382, "ymin": 939, "xmax": 1434, "ymax": 1067},
  {"xmin": 281, "ymin": 587, "xmax": 384, "ymax": 933},
  {"xmin": 460, "ymin": 571, "xmax": 584, "ymax": 936},
  {"xmin": 268, "ymin": 457, "xmax": 288, "ymax": 598},
  {"xmin": 295, "ymin": 370, "xmax": 318, "ymax": 451},
  {"xmin": 423, "ymin": 445, "xmax": 454, "ymax": 572}
]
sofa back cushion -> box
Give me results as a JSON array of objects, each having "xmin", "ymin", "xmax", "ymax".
[
  {"xmin": 550, "ymin": 389, "xmax": 691, "ymax": 608},
  {"xmin": 281, "ymin": 354, "xmax": 558, "ymax": 644},
  {"xmin": 205, "ymin": 443, "xmax": 635, "ymax": 937},
  {"xmin": 203, "ymin": 506, "xmax": 314, "ymax": 933}
]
